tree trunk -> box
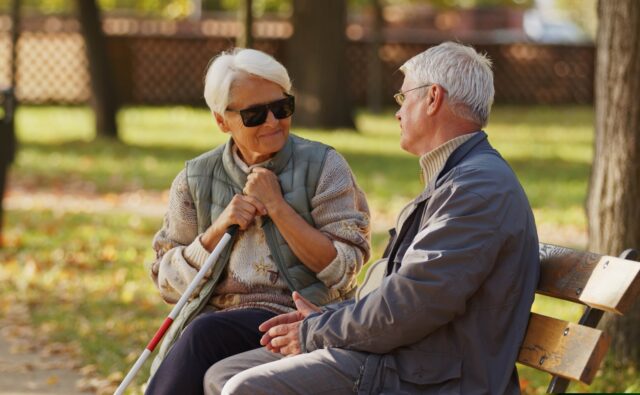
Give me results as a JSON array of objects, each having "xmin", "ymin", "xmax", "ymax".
[
  {"xmin": 0, "ymin": 0, "xmax": 20, "ymax": 247},
  {"xmin": 190, "ymin": 0, "xmax": 202, "ymax": 20},
  {"xmin": 236, "ymin": 0, "xmax": 254, "ymax": 48},
  {"xmin": 367, "ymin": 0, "xmax": 384, "ymax": 113},
  {"xmin": 288, "ymin": 0, "xmax": 354, "ymax": 129},
  {"xmin": 76, "ymin": 0, "xmax": 119, "ymax": 139},
  {"xmin": 587, "ymin": 0, "xmax": 640, "ymax": 366}
]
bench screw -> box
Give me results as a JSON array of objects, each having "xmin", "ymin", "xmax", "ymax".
[
  {"xmin": 563, "ymin": 328, "xmax": 570, "ymax": 336},
  {"xmin": 603, "ymin": 260, "xmax": 609, "ymax": 269},
  {"xmin": 539, "ymin": 356, "xmax": 546, "ymax": 365},
  {"xmin": 576, "ymin": 288, "xmax": 582, "ymax": 295}
]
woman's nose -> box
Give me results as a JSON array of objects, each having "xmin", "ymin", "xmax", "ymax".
[{"xmin": 263, "ymin": 109, "xmax": 278, "ymax": 127}]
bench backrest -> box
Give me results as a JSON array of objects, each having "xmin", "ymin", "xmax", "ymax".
[{"xmin": 517, "ymin": 243, "xmax": 640, "ymax": 393}]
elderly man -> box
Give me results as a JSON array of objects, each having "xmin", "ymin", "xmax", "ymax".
[{"xmin": 204, "ymin": 41, "xmax": 540, "ymax": 395}]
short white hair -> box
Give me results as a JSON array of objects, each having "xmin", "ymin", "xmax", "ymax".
[
  {"xmin": 203, "ymin": 48, "xmax": 292, "ymax": 115},
  {"xmin": 400, "ymin": 42, "xmax": 494, "ymax": 127}
]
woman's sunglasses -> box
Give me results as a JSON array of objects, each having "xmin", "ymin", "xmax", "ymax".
[{"xmin": 226, "ymin": 94, "xmax": 295, "ymax": 127}]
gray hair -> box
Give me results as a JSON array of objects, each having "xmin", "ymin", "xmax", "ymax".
[
  {"xmin": 400, "ymin": 42, "xmax": 494, "ymax": 127},
  {"xmin": 203, "ymin": 48, "xmax": 292, "ymax": 115}
]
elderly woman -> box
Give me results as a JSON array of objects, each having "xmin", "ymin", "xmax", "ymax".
[{"xmin": 144, "ymin": 48, "xmax": 370, "ymax": 395}]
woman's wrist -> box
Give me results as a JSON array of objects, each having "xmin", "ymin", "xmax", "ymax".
[
  {"xmin": 266, "ymin": 198, "xmax": 291, "ymax": 220},
  {"xmin": 200, "ymin": 223, "xmax": 225, "ymax": 251}
]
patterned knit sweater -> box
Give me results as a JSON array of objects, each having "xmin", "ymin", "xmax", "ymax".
[{"xmin": 150, "ymin": 147, "xmax": 371, "ymax": 314}]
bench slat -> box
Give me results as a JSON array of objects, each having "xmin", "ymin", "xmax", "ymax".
[
  {"xmin": 517, "ymin": 313, "xmax": 610, "ymax": 384},
  {"xmin": 538, "ymin": 243, "xmax": 640, "ymax": 314},
  {"xmin": 579, "ymin": 256, "xmax": 640, "ymax": 314}
]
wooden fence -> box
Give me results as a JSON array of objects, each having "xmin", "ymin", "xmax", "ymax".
[{"xmin": 0, "ymin": 15, "xmax": 594, "ymax": 106}]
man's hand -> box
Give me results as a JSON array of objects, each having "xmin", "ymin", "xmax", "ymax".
[
  {"xmin": 243, "ymin": 167, "xmax": 285, "ymax": 213},
  {"xmin": 259, "ymin": 292, "xmax": 321, "ymax": 356}
]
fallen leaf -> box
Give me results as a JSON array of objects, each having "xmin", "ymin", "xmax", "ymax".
[
  {"xmin": 46, "ymin": 375, "xmax": 59, "ymax": 385},
  {"xmin": 107, "ymin": 371, "xmax": 124, "ymax": 382},
  {"xmin": 79, "ymin": 364, "xmax": 98, "ymax": 376}
]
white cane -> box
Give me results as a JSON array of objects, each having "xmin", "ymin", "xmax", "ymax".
[{"xmin": 114, "ymin": 225, "xmax": 239, "ymax": 395}]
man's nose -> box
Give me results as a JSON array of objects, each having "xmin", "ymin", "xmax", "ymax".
[{"xmin": 395, "ymin": 109, "xmax": 401, "ymax": 120}]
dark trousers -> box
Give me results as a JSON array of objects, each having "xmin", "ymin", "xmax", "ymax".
[{"xmin": 145, "ymin": 308, "xmax": 276, "ymax": 395}]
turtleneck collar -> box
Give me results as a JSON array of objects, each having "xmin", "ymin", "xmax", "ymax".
[
  {"xmin": 419, "ymin": 132, "xmax": 478, "ymax": 186},
  {"xmin": 232, "ymin": 144, "xmax": 271, "ymax": 174},
  {"xmin": 221, "ymin": 136, "xmax": 294, "ymax": 189}
]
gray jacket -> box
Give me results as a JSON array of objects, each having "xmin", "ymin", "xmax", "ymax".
[{"xmin": 300, "ymin": 132, "xmax": 539, "ymax": 394}]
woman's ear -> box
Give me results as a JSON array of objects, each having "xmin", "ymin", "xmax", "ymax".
[{"xmin": 214, "ymin": 112, "xmax": 230, "ymax": 133}]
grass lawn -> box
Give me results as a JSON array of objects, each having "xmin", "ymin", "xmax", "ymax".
[{"xmin": 0, "ymin": 105, "xmax": 637, "ymax": 393}]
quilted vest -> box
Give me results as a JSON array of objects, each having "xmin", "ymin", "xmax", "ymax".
[{"xmin": 150, "ymin": 134, "xmax": 345, "ymax": 376}]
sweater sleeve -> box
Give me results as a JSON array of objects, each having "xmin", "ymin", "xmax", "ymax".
[
  {"xmin": 311, "ymin": 150, "xmax": 371, "ymax": 295},
  {"xmin": 149, "ymin": 169, "xmax": 212, "ymax": 304}
]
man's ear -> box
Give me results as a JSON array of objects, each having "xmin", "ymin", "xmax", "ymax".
[
  {"xmin": 426, "ymin": 85, "xmax": 445, "ymax": 115},
  {"xmin": 214, "ymin": 112, "xmax": 231, "ymax": 133}
]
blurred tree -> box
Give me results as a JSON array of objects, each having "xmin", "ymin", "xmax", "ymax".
[
  {"xmin": 220, "ymin": 0, "xmax": 291, "ymax": 16},
  {"xmin": 236, "ymin": 0, "xmax": 253, "ymax": 47},
  {"xmin": 0, "ymin": 0, "xmax": 19, "ymax": 248},
  {"xmin": 288, "ymin": 0, "xmax": 353, "ymax": 129},
  {"xmin": 367, "ymin": 0, "xmax": 384, "ymax": 113},
  {"xmin": 189, "ymin": 0, "xmax": 202, "ymax": 19},
  {"xmin": 587, "ymin": 0, "xmax": 640, "ymax": 367},
  {"xmin": 76, "ymin": 0, "xmax": 119, "ymax": 139}
]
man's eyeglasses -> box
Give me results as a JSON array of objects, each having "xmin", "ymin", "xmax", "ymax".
[
  {"xmin": 393, "ymin": 83, "xmax": 433, "ymax": 106},
  {"xmin": 226, "ymin": 94, "xmax": 295, "ymax": 127}
]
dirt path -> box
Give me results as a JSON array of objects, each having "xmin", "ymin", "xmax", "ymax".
[
  {"xmin": 4, "ymin": 186, "xmax": 587, "ymax": 246},
  {"xmin": 0, "ymin": 305, "xmax": 86, "ymax": 395}
]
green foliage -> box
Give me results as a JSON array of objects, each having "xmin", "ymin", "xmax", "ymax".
[
  {"xmin": 1, "ymin": 105, "xmax": 638, "ymax": 393},
  {"xmin": 220, "ymin": 0, "xmax": 292, "ymax": 16},
  {"xmin": 555, "ymin": 0, "xmax": 598, "ymax": 39},
  {"xmin": 19, "ymin": 0, "xmax": 73, "ymax": 14}
]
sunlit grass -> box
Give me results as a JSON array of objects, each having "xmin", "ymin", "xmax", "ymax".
[{"xmin": 14, "ymin": 105, "xmax": 593, "ymax": 228}]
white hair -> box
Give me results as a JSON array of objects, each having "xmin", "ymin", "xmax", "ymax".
[
  {"xmin": 203, "ymin": 48, "xmax": 292, "ymax": 115},
  {"xmin": 400, "ymin": 42, "xmax": 494, "ymax": 127}
]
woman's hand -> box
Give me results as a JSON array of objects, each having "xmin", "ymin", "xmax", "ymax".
[
  {"xmin": 244, "ymin": 167, "xmax": 337, "ymax": 272},
  {"xmin": 200, "ymin": 194, "xmax": 266, "ymax": 251},
  {"xmin": 244, "ymin": 167, "xmax": 285, "ymax": 213}
]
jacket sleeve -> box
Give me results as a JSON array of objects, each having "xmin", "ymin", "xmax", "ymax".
[{"xmin": 300, "ymin": 177, "xmax": 513, "ymax": 354}]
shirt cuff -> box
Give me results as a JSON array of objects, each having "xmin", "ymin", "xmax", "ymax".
[
  {"xmin": 183, "ymin": 235, "xmax": 211, "ymax": 270},
  {"xmin": 316, "ymin": 241, "xmax": 357, "ymax": 290}
]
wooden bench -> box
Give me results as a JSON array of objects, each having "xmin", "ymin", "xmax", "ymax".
[{"xmin": 517, "ymin": 243, "xmax": 640, "ymax": 393}]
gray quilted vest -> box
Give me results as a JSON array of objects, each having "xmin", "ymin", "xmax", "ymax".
[{"xmin": 150, "ymin": 134, "xmax": 347, "ymax": 376}]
